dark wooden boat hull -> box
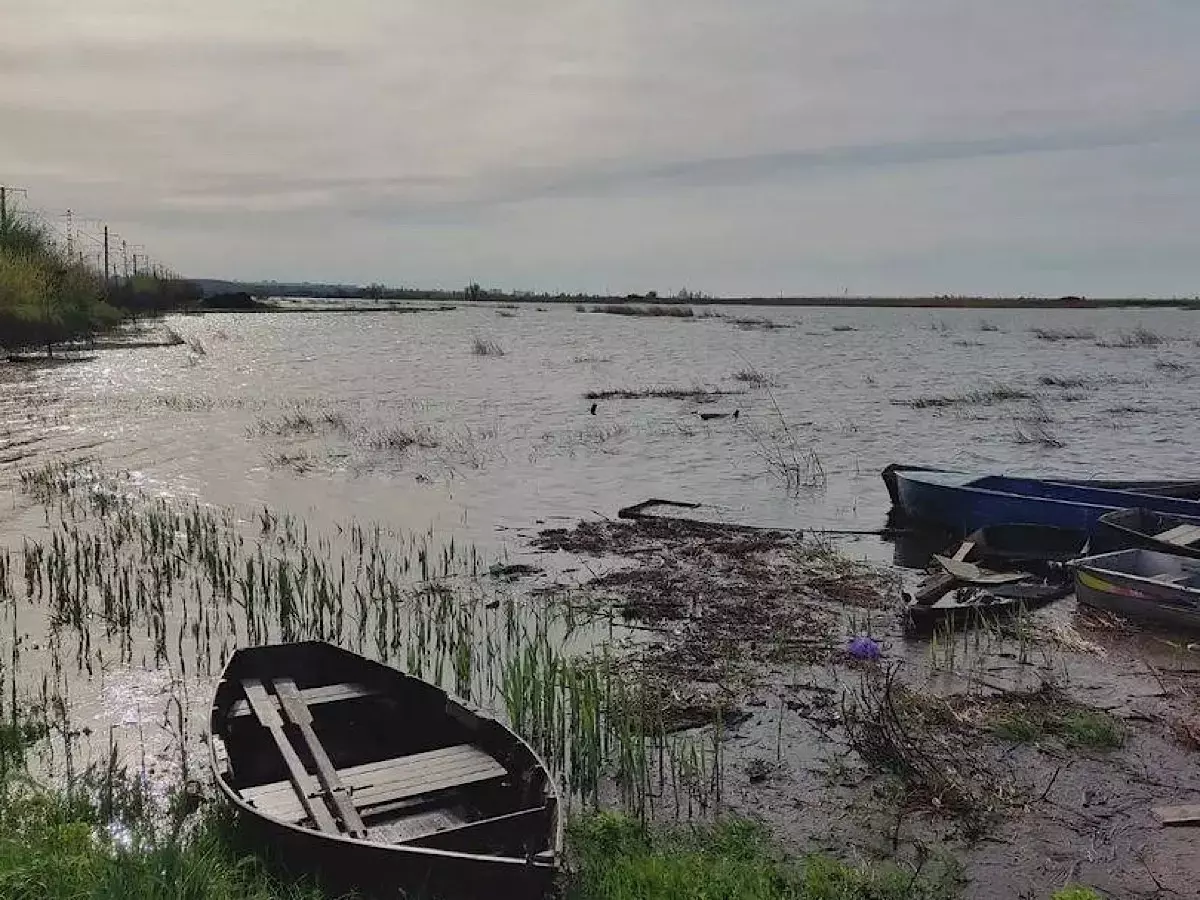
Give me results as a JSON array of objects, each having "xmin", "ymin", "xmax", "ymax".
[
  {"xmin": 1092, "ymin": 508, "xmax": 1200, "ymax": 560},
  {"xmin": 210, "ymin": 642, "xmax": 562, "ymax": 899},
  {"xmin": 1073, "ymin": 550, "xmax": 1200, "ymax": 631},
  {"xmin": 966, "ymin": 523, "xmax": 1087, "ymax": 567},
  {"xmin": 906, "ymin": 580, "xmax": 1071, "ymax": 631}
]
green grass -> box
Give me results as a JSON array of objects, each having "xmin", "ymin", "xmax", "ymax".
[
  {"xmin": 568, "ymin": 813, "xmax": 963, "ymax": 900},
  {"xmin": 1050, "ymin": 889, "xmax": 1100, "ymax": 900},
  {"xmin": 990, "ymin": 705, "xmax": 1126, "ymax": 750},
  {"xmin": 0, "ymin": 779, "xmax": 328, "ymax": 900}
]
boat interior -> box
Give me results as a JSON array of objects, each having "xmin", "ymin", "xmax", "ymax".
[
  {"xmin": 212, "ymin": 643, "xmax": 556, "ymax": 859},
  {"xmin": 1107, "ymin": 509, "xmax": 1200, "ymax": 548},
  {"xmin": 1084, "ymin": 549, "xmax": 1200, "ymax": 589}
]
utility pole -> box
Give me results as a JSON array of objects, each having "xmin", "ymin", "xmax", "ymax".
[
  {"xmin": 122, "ymin": 240, "xmax": 129, "ymax": 279},
  {"xmin": 64, "ymin": 209, "xmax": 74, "ymax": 258},
  {"xmin": 103, "ymin": 226, "xmax": 110, "ymax": 284}
]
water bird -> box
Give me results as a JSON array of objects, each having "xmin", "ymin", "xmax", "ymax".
[{"xmin": 589, "ymin": 402, "xmax": 597, "ymax": 415}]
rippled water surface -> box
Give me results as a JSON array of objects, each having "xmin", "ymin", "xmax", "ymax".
[{"xmin": 4, "ymin": 304, "xmax": 1199, "ymax": 553}]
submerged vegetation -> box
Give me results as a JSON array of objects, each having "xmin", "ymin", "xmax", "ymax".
[
  {"xmin": 900, "ymin": 383, "xmax": 1035, "ymax": 409},
  {"xmin": 1096, "ymin": 326, "xmax": 1164, "ymax": 348},
  {"xmin": 587, "ymin": 304, "xmax": 695, "ymax": 318},
  {"xmin": 471, "ymin": 335, "xmax": 506, "ymax": 357},
  {"xmin": 583, "ymin": 387, "xmax": 744, "ymax": 402},
  {"xmin": 1029, "ymin": 327, "xmax": 1095, "ymax": 342}
]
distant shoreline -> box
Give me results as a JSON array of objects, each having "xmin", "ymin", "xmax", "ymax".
[{"xmin": 218, "ymin": 295, "xmax": 1200, "ymax": 312}]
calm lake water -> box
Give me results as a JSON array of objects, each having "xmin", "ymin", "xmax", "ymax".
[{"xmin": 4, "ymin": 303, "xmax": 1199, "ymax": 559}]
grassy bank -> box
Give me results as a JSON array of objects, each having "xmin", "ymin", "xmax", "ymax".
[
  {"xmin": 0, "ymin": 758, "xmax": 964, "ymax": 900},
  {"xmin": 0, "ymin": 217, "xmax": 197, "ymax": 355}
]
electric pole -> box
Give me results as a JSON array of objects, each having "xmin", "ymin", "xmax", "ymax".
[{"xmin": 103, "ymin": 226, "xmax": 110, "ymax": 284}]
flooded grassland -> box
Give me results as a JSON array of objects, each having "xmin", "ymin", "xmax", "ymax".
[{"xmin": 2, "ymin": 303, "xmax": 1200, "ymax": 898}]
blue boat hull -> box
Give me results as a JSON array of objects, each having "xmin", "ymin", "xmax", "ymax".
[{"xmin": 894, "ymin": 471, "xmax": 1200, "ymax": 536}]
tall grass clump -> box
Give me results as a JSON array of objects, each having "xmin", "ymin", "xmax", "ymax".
[
  {"xmin": 1096, "ymin": 326, "xmax": 1164, "ymax": 348},
  {"xmin": 746, "ymin": 386, "xmax": 826, "ymax": 493},
  {"xmin": 1030, "ymin": 327, "xmax": 1095, "ymax": 342},
  {"xmin": 591, "ymin": 305, "xmax": 694, "ymax": 318},
  {"xmin": 901, "ymin": 383, "xmax": 1034, "ymax": 410},
  {"xmin": 568, "ymin": 813, "xmax": 963, "ymax": 900},
  {"xmin": 471, "ymin": 335, "xmax": 506, "ymax": 357},
  {"xmin": 731, "ymin": 368, "xmax": 775, "ymax": 387}
]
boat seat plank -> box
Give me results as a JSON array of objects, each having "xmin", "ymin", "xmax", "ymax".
[
  {"xmin": 1149, "ymin": 573, "xmax": 1191, "ymax": 585},
  {"xmin": 239, "ymin": 679, "xmax": 339, "ymax": 834},
  {"xmin": 274, "ymin": 678, "xmax": 368, "ymax": 837},
  {"xmin": 1157, "ymin": 524, "xmax": 1200, "ymax": 547},
  {"xmin": 228, "ymin": 682, "xmax": 376, "ymax": 719},
  {"xmin": 241, "ymin": 744, "xmax": 507, "ymax": 825}
]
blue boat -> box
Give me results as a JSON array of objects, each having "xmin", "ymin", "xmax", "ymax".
[
  {"xmin": 881, "ymin": 464, "xmax": 1200, "ymax": 509},
  {"xmin": 891, "ymin": 469, "xmax": 1200, "ymax": 535}
]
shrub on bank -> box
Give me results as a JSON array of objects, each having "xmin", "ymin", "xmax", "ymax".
[{"xmin": 0, "ymin": 219, "xmax": 199, "ymax": 354}]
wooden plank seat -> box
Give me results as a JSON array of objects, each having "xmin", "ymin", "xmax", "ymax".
[
  {"xmin": 229, "ymin": 682, "xmax": 377, "ymax": 719},
  {"xmin": 1158, "ymin": 523, "xmax": 1200, "ymax": 547},
  {"xmin": 240, "ymin": 744, "xmax": 508, "ymax": 826}
]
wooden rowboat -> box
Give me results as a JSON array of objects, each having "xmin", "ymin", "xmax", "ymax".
[
  {"xmin": 210, "ymin": 641, "xmax": 562, "ymax": 899},
  {"xmin": 1072, "ymin": 549, "xmax": 1200, "ymax": 630},
  {"xmin": 906, "ymin": 580, "xmax": 1072, "ymax": 631},
  {"xmin": 1091, "ymin": 508, "xmax": 1200, "ymax": 560},
  {"xmin": 907, "ymin": 523, "xmax": 1086, "ymax": 607}
]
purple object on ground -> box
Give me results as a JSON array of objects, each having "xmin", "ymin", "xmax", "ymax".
[{"xmin": 847, "ymin": 636, "xmax": 881, "ymax": 660}]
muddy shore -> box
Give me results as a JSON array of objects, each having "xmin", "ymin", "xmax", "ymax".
[{"xmin": 528, "ymin": 512, "xmax": 1200, "ymax": 899}]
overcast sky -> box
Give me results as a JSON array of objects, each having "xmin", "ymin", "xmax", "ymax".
[{"xmin": 3, "ymin": 0, "xmax": 1199, "ymax": 296}]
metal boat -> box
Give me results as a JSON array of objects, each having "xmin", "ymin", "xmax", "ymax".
[
  {"xmin": 1072, "ymin": 549, "xmax": 1200, "ymax": 630},
  {"xmin": 889, "ymin": 469, "xmax": 1200, "ymax": 535},
  {"xmin": 1091, "ymin": 508, "xmax": 1200, "ymax": 560}
]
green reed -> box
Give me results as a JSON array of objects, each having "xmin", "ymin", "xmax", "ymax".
[{"xmin": 4, "ymin": 459, "xmax": 726, "ymax": 821}]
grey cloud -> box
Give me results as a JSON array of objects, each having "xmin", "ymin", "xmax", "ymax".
[{"xmin": 4, "ymin": 1, "xmax": 1200, "ymax": 295}]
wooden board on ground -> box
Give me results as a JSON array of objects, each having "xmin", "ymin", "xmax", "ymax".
[
  {"xmin": 1151, "ymin": 804, "xmax": 1200, "ymax": 826},
  {"xmin": 934, "ymin": 556, "xmax": 1028, "ymax": 586}
]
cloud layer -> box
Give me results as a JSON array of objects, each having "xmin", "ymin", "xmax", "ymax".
[{"xmin": 3, "ymin": 0, "xmax": 1199, "ymax": 295}]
